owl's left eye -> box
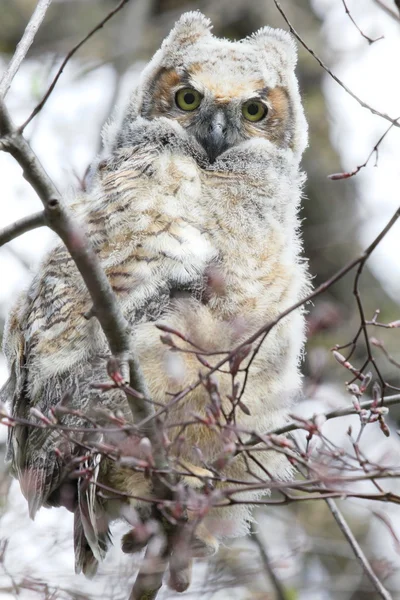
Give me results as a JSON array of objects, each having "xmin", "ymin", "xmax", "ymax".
[
  {"xmin": 175, "ymin": 88, "xmax": 203, "ymax": 111},
  {"xmin": 242, "ymin": 100, "xmax": 267, "ymax": 122}
]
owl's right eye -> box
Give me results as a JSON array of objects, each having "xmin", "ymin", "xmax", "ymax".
[{"xmin": 175, "ymin": 88, "xmax": 203, "ymax": 111}]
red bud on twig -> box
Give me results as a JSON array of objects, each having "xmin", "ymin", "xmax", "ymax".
[
  {"xmin": 107, "ymin": 357, "xmax": 125, "ymax": 386},
  {"xmin": 229, "ymin": 344, "xmax": 252, "ymax": 376}
]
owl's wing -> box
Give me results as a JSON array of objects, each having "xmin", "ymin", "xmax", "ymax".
[
  {"xmin": 2, "ymin": 298, "xmax": 116, "ymax": 574},
  {"xmin": 74, "ymin": 454, "xmax": 111, "ymax": 577},
  {"xmin": 2, "ymin": 119, "xmax": 209, "ymax": 573},
  {"xmin": 2, "ymin": 315, "xmax": 66, "ymax": 518},
  {"xmin": 2, "ymin": 136, "xmax": 161, "ymax": 500}
]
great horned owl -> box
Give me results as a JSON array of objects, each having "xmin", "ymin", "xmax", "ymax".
[{"xmin": 1, "ymin": 12, "xmax": 309, "ymax": 577}]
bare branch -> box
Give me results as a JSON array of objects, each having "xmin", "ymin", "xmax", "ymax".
[
  {"xmin": 245, "ymin": 392, "xmax": 400, "ymax": 446},
  {"xmin": 0, "ymin": 211, "xmax": 46, "ymax": 247},
  {"xmin": 325, "ymin": 498, "xmax": 392, "ymax": 599},
  {"xmin": 129, "ymin": 546, "xmax": 166, "ymax": 600},
  {"xmin": 0, "ymin": 0, "xmax": 53, "ymax": 99},
  {"xmin": 19, "ymin": 0, "xmax": 132, "ymax": 132},
  {"xmin": 140, "ymin": 206, "xmax": 400, "ymax": 430},
  {"xmin": 274, "ymin": 0, "xmax": 400, "ymax": 129},
  {"xmin": 251, "ymin": 522, "xmax": 291, "ymax": 600},
  {"xmin": 0, "ymin": 97, "xmax": 152, "ymax": 412},
  {"xmin": 0, "ymin": 95, "xmax": 183, "ymax": 600},
  {"xmin": 328, "ymin": 119, "xmax": 399, "ymax": 180},
  {"xmin": 342, "ymin": 0, "xmax": 383, "ymax": 44},
  {"xmin": 4, "ymin": 391, "xmax": 400, "ymax": 445},
  {"xmin": 373, "ymin": 0, "xmax": 400, "ymax": 21}
]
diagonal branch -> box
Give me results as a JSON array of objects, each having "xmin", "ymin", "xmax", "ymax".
[
  {"xmin": 341, "ymin": 0, "xmax": 383, "ymax": 44},
  {"xmin": 129, "ymin": 544, "xmax": 169, "ymax": 600},
  {"xmin": 244, "ymin": 391, "xmax": 400, "ymax": 447},
  {"xmin": 0, "ymin": 96, "xmax": 150, "ymax": 417},
  {"xmin": 0, "ymin": 96, "xmax": 180, "ymax": 600},
  {"xmin": 0, "ymin": 0, "xmax": 53, "ymax": 99},
  {"xmin": 274, "ymin": 0, "xmax": 400, "ymax": 129},
  {"xmin": 325, "ymin": 498, "xmax": 392, "ymax": 599},
  {"xmin": 19, "ymin": 0, "xmax": 132, "ymax": 132},
  {"xmin": 373, "ymin": 0, "xmax": 400, "ymax": 21},
  {"xmin": 137, "ymin": 206, "xmax": 400, "ymax": 430},
  {"xmin": 251, "ymin": 522, "xmax": 291, "ymax": 600},
  {"xmin": 0, "ymin": 211, "xmax": 46, "ymax": 247}
]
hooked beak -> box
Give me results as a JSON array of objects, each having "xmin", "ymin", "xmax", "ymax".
[{"xmin": 197, "ymin": 111, "xmax": 228, "ymax": 163}]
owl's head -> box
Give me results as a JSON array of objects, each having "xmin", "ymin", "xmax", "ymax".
[{"xmin": 127, "ymin": 12, "xmax": 307, "ymax": 162}]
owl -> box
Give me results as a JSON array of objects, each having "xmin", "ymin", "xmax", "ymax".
[{"xmin": 1, "ymin": 12, "xmax": 309, "ymax": 579}]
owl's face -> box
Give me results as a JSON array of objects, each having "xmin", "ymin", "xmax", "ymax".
[
  {"xmin": 142, "ymin": 61, "xmax": 293, "ymax": 163},
  {"xmin": 135, "ymin": 12, "xmax": 308, "ymax": 163}
]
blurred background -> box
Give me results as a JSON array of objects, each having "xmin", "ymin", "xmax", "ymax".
[{"xmin": 1, "ymin": 1, "xmax": 400, "ymax": 598}]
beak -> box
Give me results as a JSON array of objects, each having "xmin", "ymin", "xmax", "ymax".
[{"xmin": 198, "ymin": 111, "xmax": 228, "ymax": 163}]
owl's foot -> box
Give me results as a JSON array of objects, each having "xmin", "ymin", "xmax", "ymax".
[
  {"xmin": 168, "ymin": 553, "xmax": 193, "ymax": 592},
  {"xmin": 121, "ymin": 528, "xmax": 148, "ymax": 554},
  {"xmin": 121, "ymin": 522, "xmax": 219, "ymax": 559},
  {"xmin": 178, "ymin": 461, "xmax": 219, "ymax": 556},
  {"xmin": 179, "ymin": 460, "xmax": 214, "ymax": 488},
  {"xmin": 191, "ymin": 523, "xmax": 219, "ymax": 558}
]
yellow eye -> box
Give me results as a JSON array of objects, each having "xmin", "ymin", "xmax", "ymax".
[
  {"xmin": 175, "ymin": 88, "xmax": 202, "ymax": 111},
  {"xmin": 242, "ymin": 100, "xmax": 267, "ymax": 122}
]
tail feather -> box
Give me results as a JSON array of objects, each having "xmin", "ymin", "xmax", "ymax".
[
  {"xmin": 74, "ymin": 509, "xmax": 99, "ymax": 578},
  {"xmin": 74, "ymin": 453, "xmax": 111, "ymax": 576}
]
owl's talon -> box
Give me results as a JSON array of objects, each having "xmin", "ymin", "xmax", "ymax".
[
  {"xmin": 180, "ymin": 461, "xmax": 214, "ymax": 489},
  {"xmin": 168, "ymin": 557, "xmax": 193, "ymax": 592},
  {"xmin": 121, "ymin": 529, "xmax": 148, "ymax": 554},
  {"xmin": 191, "ymin": 535, "xmax": 219, "ymax": 558},
  {"xmin": 191, "ymin": 524, "xmax": 219, "ymax": 558}
]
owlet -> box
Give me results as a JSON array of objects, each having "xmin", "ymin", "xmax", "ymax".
[{"xmin": 2, "ymin": 11, "xmax": 309, "ymax": 576}]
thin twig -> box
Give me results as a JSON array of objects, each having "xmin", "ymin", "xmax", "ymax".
[
  {"xmin": 342, "ymin": 0, "xmax": 383, "ymax": 44},
  {"xmin": 371, "ymin": 338, "xmax": 400, "ymax": 370},
  {"xmin": 19, "ymin": 0, "xmax": 131, "ymax": 132},
  {"xmin": 328, "ymin": 119, "xmax": 399, "ymax": 180},
  {"xmin": 251, "ymin": 522, "xmax": 291, "ymax": 600},
  {"xmin": 373, "ymin": 0, "xmax": 400, "ymax": 21},
  {"xmin": 325, "ymin": 498, "xmax": 392, "ymax": 599},
  {"xmin": 0, "ymin": 0, "xmax": 53, "ymax": 99},
  {"xmin": 0, "ymin": 211, "xmax": 46, "ymax": 247},
  {"xmin": 137, "ymin": 206, "xmax": 400, "ymax": 430},
  {"xmin": 4, "ymin": 392, "xmax": 400, "ymax": 439},
  {"xmin": 274, "ymin": 0, "xmax": 400, "ymax": 129},
  {"xmin": 244, "ymin": 392, "xmax": 400, "ymax": 447}
]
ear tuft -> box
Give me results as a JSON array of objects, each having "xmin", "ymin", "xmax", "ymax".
[
  {"xmin": 249, "ymin": 27, "xmax": 298, "ymax": 69},
  {"xmin": 162, "ymin": 11, "xmax": 212, "ymax": 49}
]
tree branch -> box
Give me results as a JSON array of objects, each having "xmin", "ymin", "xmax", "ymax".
[
  {"xmin": 325, "ymin": 498, "xmax": 392, "ymax": 600},
  {"xmin": 243, "ymin": 392, "xmax": 400, "ymax": 448},
  {"xmin": 139, "ymin": 206, "xmax": 400, "ymax": 430},
  {"xmin": 0, "ymin": 0, "xmax": 53, "ymax": 99},
  {"xmin": 373, "ymin": 0, "xmax": 400, "ymax": 21},
  {"xmin": 251, "ymin": 522, "xmax": 291, "ymax": 600},
  {"xmin": 0, "ymin": 95, "xmax": 179, "ymax": 600},
  {"xmin": 341, "ymin": 0, "xmax": 383, "ymax": 44},
  {"xmin": 0, "ymin": 211, "xmax": 46, "ymax": 247},
  {"xmin": 19, "ymin": 0, "xmax": 132, "ymax": 132},
  {"xmin": 0, "ymin": 96, "xmax": 152, "ymax": 413},
  {"xmin": 274, "ymin": 0, "xmax": 400, "ymax": 129},
  {"xmin": 129, "ymin": 545, "xmax": 168, "ymax": 600}
]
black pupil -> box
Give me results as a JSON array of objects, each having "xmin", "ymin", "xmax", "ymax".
[
  {"xmin": 184, "ymin": 92, "xmax": 195, "ymax": 105},
  {"xmin": 247, "ymin": 103, "xmax": 259, "ymax": 116}
]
